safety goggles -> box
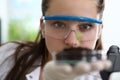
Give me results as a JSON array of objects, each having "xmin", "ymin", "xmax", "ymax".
[{"xmin": 43, "ymin": 15, "xmax": 102, "ymax": 40}]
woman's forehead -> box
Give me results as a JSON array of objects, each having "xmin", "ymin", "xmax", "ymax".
[{"xmin": 46, "ymin": 0, "xmax": 98, "ymax": 19}]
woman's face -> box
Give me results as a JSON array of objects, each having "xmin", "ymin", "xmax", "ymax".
[{"xmin": 41, "ymin": 0, "xmax": 103, "ymax": 54}]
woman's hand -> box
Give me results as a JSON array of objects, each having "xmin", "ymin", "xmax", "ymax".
[{"xmin": 43, "ymin": 60, "xmax": 111, "ymax": 80}]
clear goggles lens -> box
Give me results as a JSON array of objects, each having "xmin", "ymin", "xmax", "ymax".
[{"xmin": 43, "ymin": 15, "xmax": 102, "ymax": 40}]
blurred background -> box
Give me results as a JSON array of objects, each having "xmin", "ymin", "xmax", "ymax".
[
  {"xmin": 0, "ymin": 0, "xmax": 120, "ymax": 50},
  {"xmin": 0, "ymin": 0, "xmax": 42, "ymax": 43}
]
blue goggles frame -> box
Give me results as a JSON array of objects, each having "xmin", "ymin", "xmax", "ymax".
[{"xmin": 43, "ymin": 15, "xmax": 102, "ymax": 24}]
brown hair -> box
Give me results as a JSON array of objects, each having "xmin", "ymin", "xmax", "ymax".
[{"xmin": 5, "ymin": 0, "xmax": 105, "ymax": 80}]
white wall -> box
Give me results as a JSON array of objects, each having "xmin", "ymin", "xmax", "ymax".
[
  {"xmin": 102, "ymin": 1, "xmax": 120, "ymax": 79},
  {"xmin": 0, "ymin": 0, "xmax": 9, "ymax": 42},
  {"xmin": 102, "ymin": 0, "xmax": 120, "ymax": 50}
]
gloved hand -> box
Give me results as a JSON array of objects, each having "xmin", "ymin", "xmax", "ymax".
[{"xmin": 43, "ymin": 60, "xmax": 111, "ymax": 80}]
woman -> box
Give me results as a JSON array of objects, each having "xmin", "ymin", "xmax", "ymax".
[{"xmin": 0, "ymin": 0, "xmax": 111, "ymax": 80}]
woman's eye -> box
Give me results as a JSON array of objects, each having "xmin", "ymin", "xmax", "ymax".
[
  {"xmin": 52, "ymin": 22, "xmax": 65, "ymax": 28},
  {"xmin": 79, "ymin": 24, "xmax": 93, "ymax": 32}
]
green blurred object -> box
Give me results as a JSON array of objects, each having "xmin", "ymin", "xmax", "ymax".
[
  {"xmin": 8, "ymin": 18, "xmax": 38, "ymax": 41},
  {"xmin": 76, "ymin": 33, "xmax": 82, "ymax": 40}
]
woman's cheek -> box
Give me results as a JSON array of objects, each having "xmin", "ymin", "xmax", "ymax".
[
  {"xmin": 45, "ymin": 37, "xmax": 65, "ymax": 54},
  {"xmin": 80, "ymin": 33, "xmax": 98, "ymax": 49}
]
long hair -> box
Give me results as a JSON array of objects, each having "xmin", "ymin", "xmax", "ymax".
[
  {"xmin": 5, "ymin": 0, "xmax": 105, "ymax": 79},
  {"xmin": 5, "ymin": 31, "xmax": 49, "ymax": 80}
]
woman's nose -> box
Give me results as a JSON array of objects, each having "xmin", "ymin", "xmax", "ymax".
[{"xmin": 64, "ymin": 31, "xmax": 80, "ymax": 47}]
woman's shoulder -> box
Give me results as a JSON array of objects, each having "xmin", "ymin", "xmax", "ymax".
[
  {"xmin": 0, "ymin": 42, "xmax": 19, "ymax": 51},
  {"xmin": 0, "ymin": 41, "xmax": 36, "ymax": 80},
  {"xmin": 0, "ymin": 41, "xmax": 35, "ymax": 63},
  {"xmin": 0, "ymin": 42, "xmax": 20, "ymax": 62},
  {"xmin": 0, "ymin": 42, "xmax": 20, "ymax": 80}
]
